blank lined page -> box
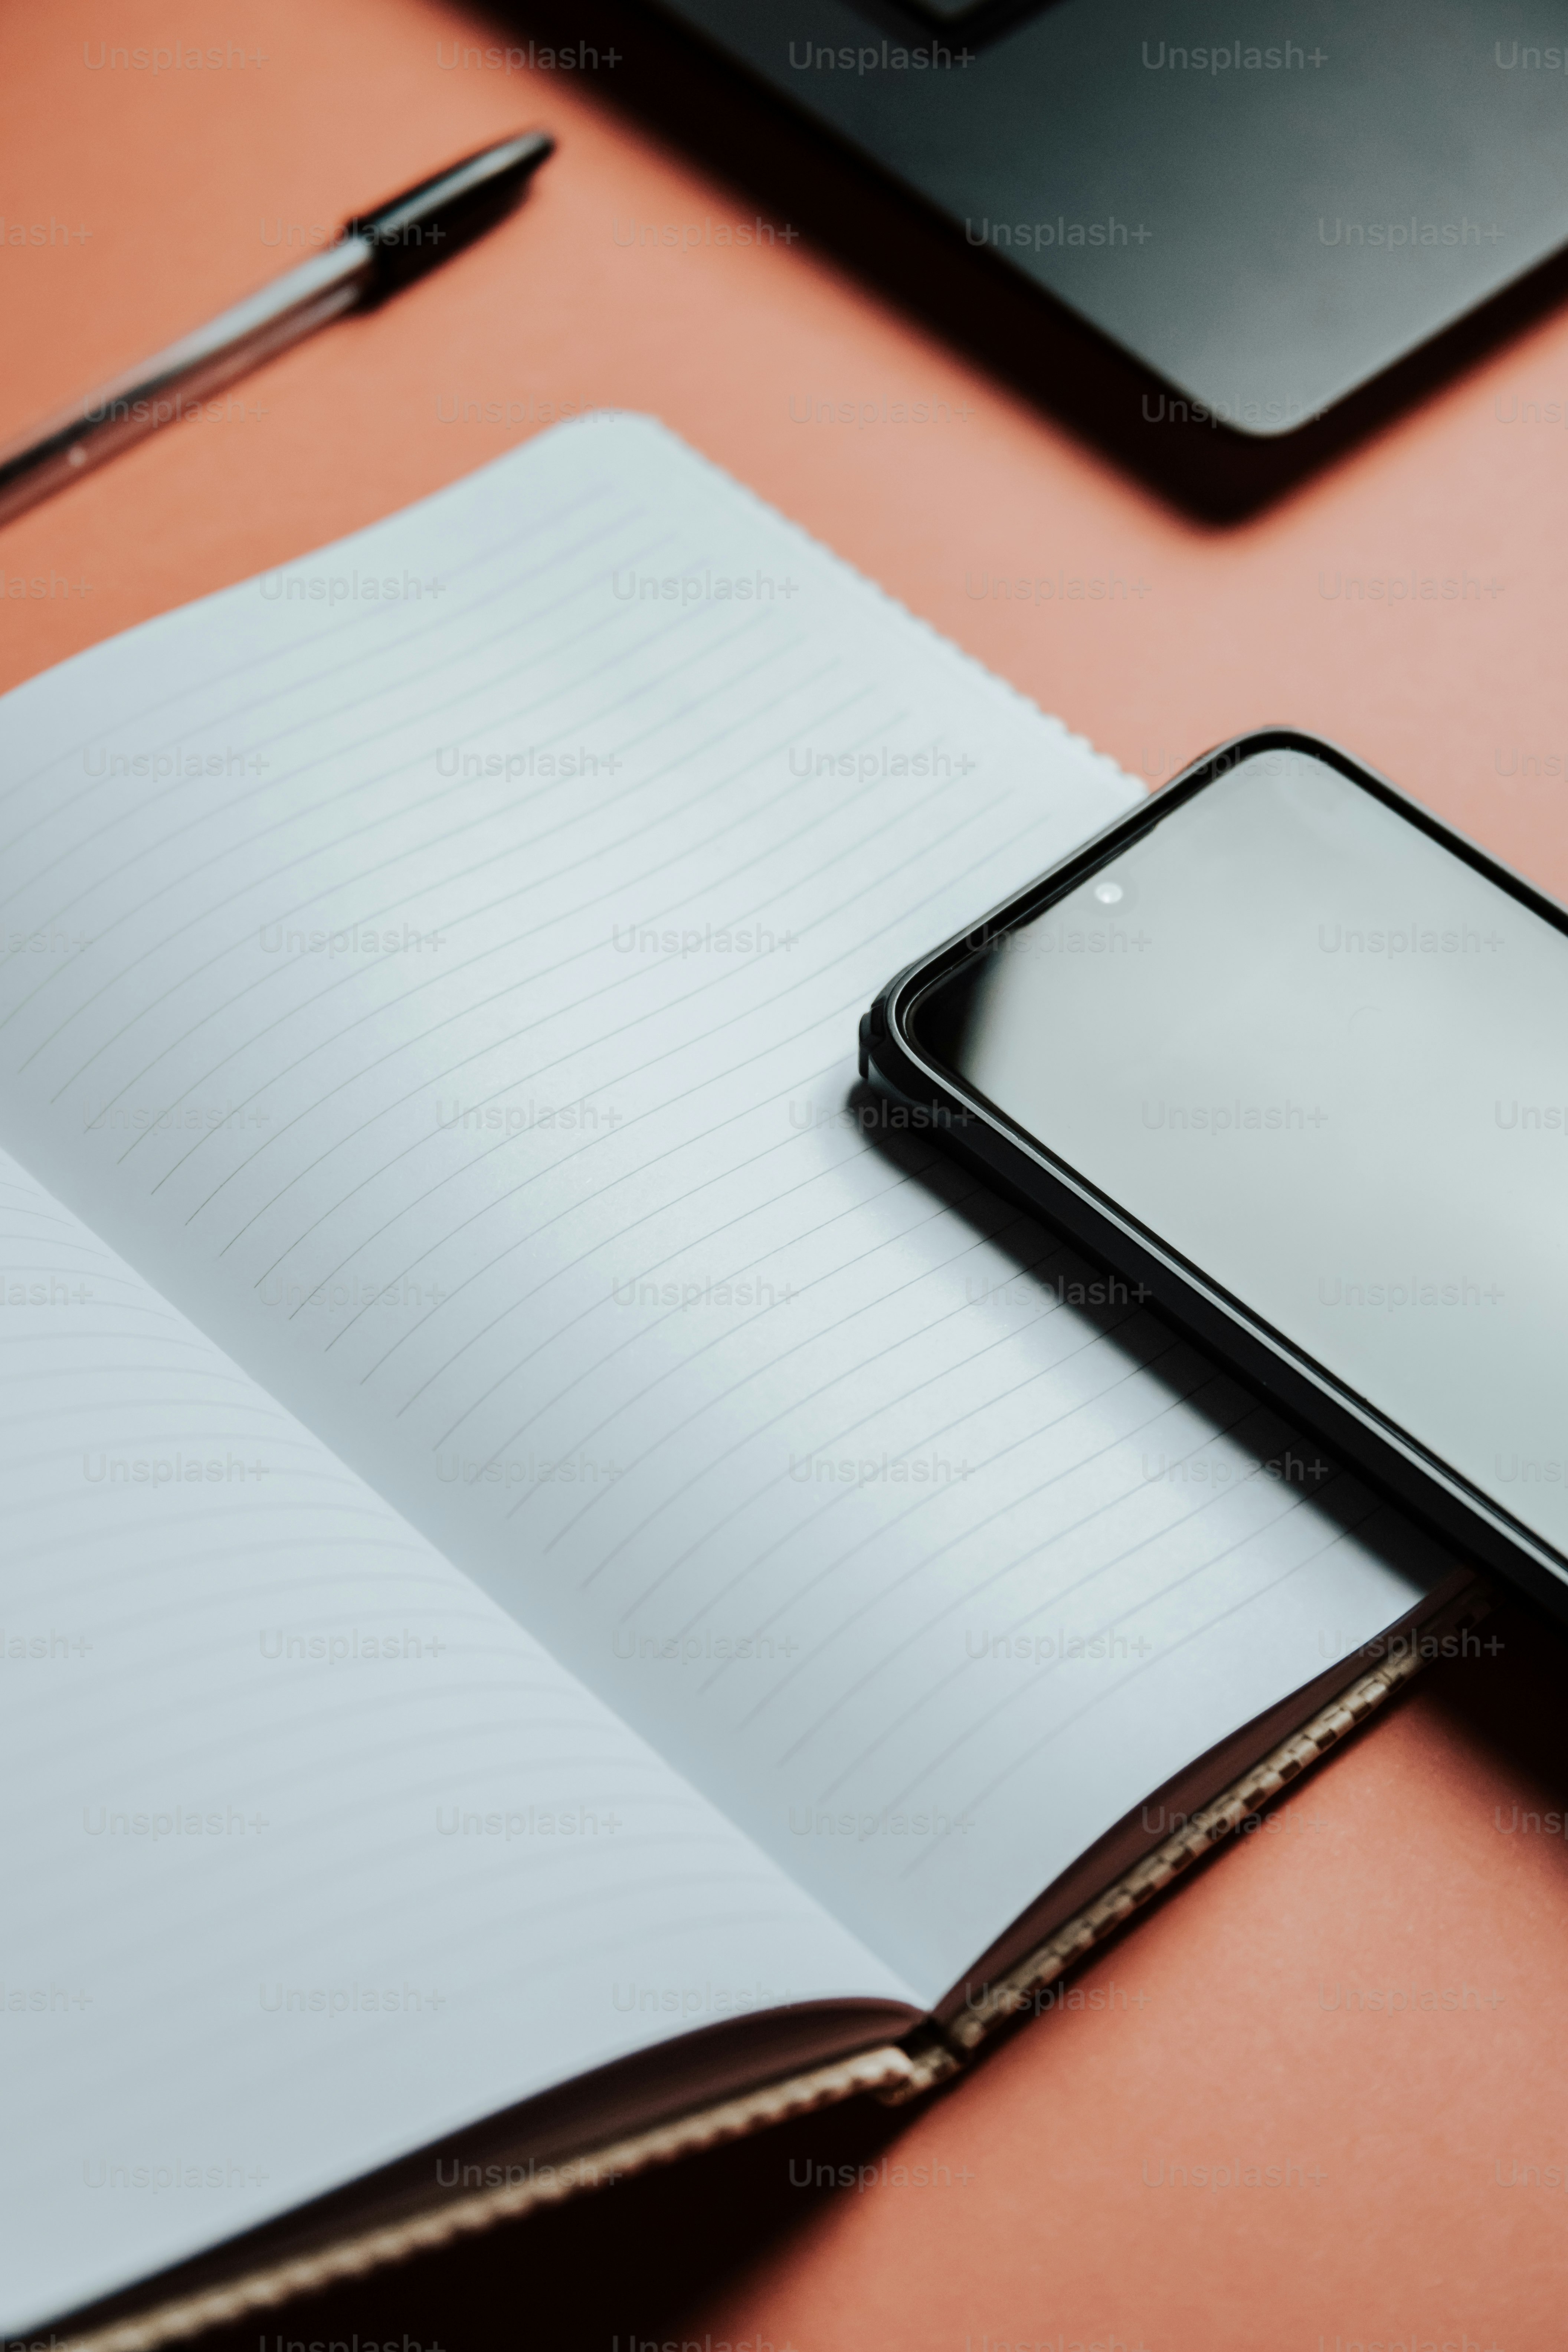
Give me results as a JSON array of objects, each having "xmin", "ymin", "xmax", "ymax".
[
  {"xmin": 0, "ymin": 416, "xmax": 1447, "ymax": 2006},
  {"xmin": 0, "ymin": 1144, "xmax": 912, "ymax": 2337}
]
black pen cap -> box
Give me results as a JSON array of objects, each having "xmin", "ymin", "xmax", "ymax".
[{"xmin": 344, "ymin": 129, "xmax": 556, "ymax": 299}]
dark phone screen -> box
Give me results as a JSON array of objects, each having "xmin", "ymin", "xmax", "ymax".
[{"xmin": 912, "ymin": 746, "xmax": 1568, "ymax": 1556}]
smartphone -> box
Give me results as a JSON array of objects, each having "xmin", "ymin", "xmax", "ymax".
[{"xmin": 860, "ymin": 728, "xmax": 1568, "ymax": 1627}]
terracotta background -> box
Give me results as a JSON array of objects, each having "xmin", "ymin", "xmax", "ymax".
[{"xmin": 3, "ymin": 0, "xmax": 1567, "ymax": 2344}]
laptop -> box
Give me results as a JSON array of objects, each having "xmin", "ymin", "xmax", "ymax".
[{"xmin": 582, "ymin": 0, "xmax": 1568, "ymax": 509}]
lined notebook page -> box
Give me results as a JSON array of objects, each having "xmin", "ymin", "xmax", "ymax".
[
  {"xmin": 0, "ymin": 1144, "xmax": 911, "ymax": 2336},
  {"xmin": 0, "ymin": 416, "xmax": 1446, "ymax": 2007}
]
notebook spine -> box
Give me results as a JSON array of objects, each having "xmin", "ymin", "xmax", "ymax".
[
  {"xmin": 903, "ymin": 1578, "xmax": 1493, "ymax": 2071},
  {"xmin": 56, "ymin": 2047, "xmax": 917, "ymax": 2352}
]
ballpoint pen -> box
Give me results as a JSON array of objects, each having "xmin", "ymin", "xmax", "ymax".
[{"xmin": 0, "ymin": 128, "xmax": 555, "ymax": 531}]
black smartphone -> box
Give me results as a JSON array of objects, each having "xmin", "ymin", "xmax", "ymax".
[{"xmin": 861, "ymin": 727, "xmax": 1568, "ymax": 1627}]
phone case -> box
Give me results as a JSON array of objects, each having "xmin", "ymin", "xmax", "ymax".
[{"xmin": 860, "ymin": 726, "xmax": 1568, "ymax": 1630}]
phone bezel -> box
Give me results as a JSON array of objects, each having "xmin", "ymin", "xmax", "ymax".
[{"xmin": 861, "ymin": 725, "xmax": 1568, "ymax": 1627}]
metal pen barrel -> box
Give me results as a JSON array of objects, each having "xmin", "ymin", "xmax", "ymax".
[{"xmin": 0, "ymin": 243, "xmax": 373, "ymax": 531}]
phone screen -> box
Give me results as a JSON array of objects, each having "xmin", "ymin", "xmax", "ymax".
[{"xmin": 912, "ymin": 746, "xmax": 1568, "ymax": 1556}]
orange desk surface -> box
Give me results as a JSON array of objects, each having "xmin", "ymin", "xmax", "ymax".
[{"xmin": 4, "ymin": 4, "xmax": 1567, "ymax": 2346}]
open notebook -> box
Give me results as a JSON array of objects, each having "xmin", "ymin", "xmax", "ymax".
[{"xmin": 0, "ymin": 417, "xmax": 1477, "ymax": 2345}]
